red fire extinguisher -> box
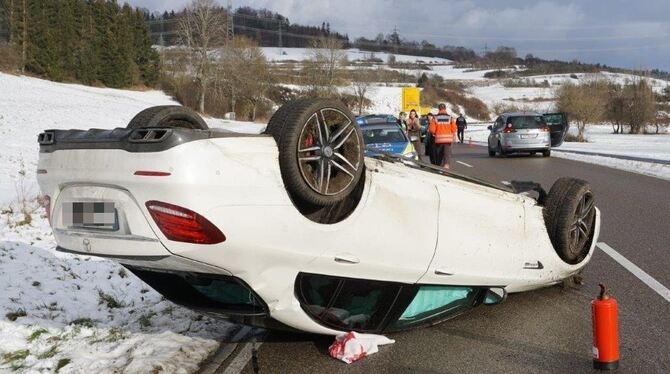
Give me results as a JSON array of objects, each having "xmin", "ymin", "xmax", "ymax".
[{"xmin": 592, "ymin": 283, "xmax": 619, "ymax": 370}]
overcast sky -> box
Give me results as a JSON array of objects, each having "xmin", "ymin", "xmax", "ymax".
[{"xmin": 128, "ymin": 0, "xmax": 670, "ymax": 71}]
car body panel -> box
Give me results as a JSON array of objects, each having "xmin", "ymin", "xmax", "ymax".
[{"xmin": 37, "ymin": 131, "xmax": 599, "ymax": 335}]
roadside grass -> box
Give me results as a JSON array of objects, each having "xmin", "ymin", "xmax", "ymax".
[
  {"xmin": 6, "ymin": 309, "xmax": 27, "ymax": 321},
  {"xmin": 139, "ymin": 312, "xmax": 156, "ymax": 329},
  {"xmin": 27, "ymin": 328, "xmax": 49, "ymax": 342},
  {"xmin": 69, "ymin": 317, "xmax": 95, "ymax": 328},
  {"xmin": 98, "ymin": 291, "xmax": 123, "ymax": 309},
  {"xmin": 2, "ymin": 349, "xmax": 30, "ymax": 369},
  {"xmin": 55, "ymin": 358, "xmax": 71, "ymax": 373},
  {"xmin": 37, "ymin": 345, "xmax": 58, "ymax": 359}
]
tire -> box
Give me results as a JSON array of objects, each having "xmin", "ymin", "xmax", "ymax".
[
  {"xmin": 543, "ymin": 178, "xmax": 596, "ymax": 264},
  {"xmin": 265, "ymin": 99, "xmax": 365, "ymax": 206},
  {"xmin": 488, "ymin": 148, "xmax": 496, "ymax": 157},
  {"xmin": 542, "ymin": 149, "xmax": 551, "ymax": 157},
  {"xmin": 127, "ymin": 105, "xmax": 208, "ymax": 130},
  {"xmin": 497, "ymin": 142, "xmax": 506, "ymax": 158},
  {"xmin": 530, "ymin": 151, "xmax": 537, "ymax": 156}
]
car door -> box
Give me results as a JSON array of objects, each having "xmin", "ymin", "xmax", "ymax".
[
  {"xmin": 420, "ymin": 183, "xmax": 525, "ymax": 287},
  {"xmin": 488, "ymin": 117, "xmax": 502, "ymax": 148},
  {"xmin": 543, "ymin": 112, "xmax": 569, "ymax": 147},
  {"xmin": 305, "ymin": 167, "xmax": 439, "ymax": 285}
]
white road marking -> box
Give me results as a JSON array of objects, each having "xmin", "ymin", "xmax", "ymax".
[
  {"xmin": 223, "ymin": 342, "xmax": 263, "ymax": 374},
  {"xmin": 456, "ymin": 161, "xmax": 473, "ymax": 168},
  {"xmin": 597, "ymin": 242, "xmax": 670, "ymax": 303},
  {"xmin": 501, "ymin": 181, "xmax": 511, "ymax": 186}
]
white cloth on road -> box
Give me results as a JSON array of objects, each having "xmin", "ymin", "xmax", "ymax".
[{"xmin": 328, "ymin": 331, "xmax": 395, "ymax": 364}]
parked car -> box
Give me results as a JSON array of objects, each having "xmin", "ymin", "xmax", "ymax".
[
  {"xmin": 355, "ymin": 114, "xmax": 397, "ymax": 126},
  {"xmin": 37, "ymin": 100, "xmax": 598, "ymax": 335},
  {"xmin": 360, "ymin": 122, "xmax": 417, "ymax": 159},
  {"xmin": 487, "ymin": 112, "xmax": 568, "ymax": 157}
]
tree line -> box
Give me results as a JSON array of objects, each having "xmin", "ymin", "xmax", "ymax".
[
  {"xmin": 556, "ymin": 78, "xmax": 668, "ymax": 140},
  {"xmin": 0, "ymin": 0, "xmax": 159, "ymax": 87}
]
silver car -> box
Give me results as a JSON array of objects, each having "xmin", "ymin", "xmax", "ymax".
[{"xmin": 487, "ymin": 112, "xmax": 568, "ymax": 157}]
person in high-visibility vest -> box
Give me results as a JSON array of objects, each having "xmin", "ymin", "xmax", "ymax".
[{"xmin": 428, "ymin": 104, "xmax": 458, "ymax": 169}]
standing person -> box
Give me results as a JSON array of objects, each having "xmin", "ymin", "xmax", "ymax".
[
  {"xmin": 397, "ymin": 111, "xmax": 407, "ymax": 132},
  {"xmin": 428, "ymin": 104, "xmax": 458, "ymax": 169},
  {"xmin": 456, "ymin": 113, "xmax": 467, "ymax": 143},
  {"xmin": 424, "ymin": 113, "xmax": 435, "ymax": 164},
  {"xmin": 406, "ymin": 109, "xmax": 422, "ymax": 156}
]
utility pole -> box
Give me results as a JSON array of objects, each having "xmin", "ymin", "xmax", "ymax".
[
  {"xmin": 278, "ymin": 20, "xmax": 283, "ymax": 55},
  {"xmin": 226, "ymin": 0, "xmax": 234, "ymax": 42}
]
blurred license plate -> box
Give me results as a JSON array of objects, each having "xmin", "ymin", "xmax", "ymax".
[
  {"xmin": 520, "ymin": 134, "xmax": 536, "ymax": 139},
  {"xmin": 63, "ymin": 202, "xmax": 118, "ymax": 230}
]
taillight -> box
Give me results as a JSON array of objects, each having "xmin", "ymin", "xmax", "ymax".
[
  {"xmin": 503, "ymin": 123, "xmax": 516, "ymax": 133},
  {"xmin": 145, "ymin": 201, "xmax": 226, "ymax": 244}
]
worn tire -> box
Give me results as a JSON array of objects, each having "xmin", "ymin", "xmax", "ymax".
[
  {"xmin": 265, "ymin": 99, "xmax": 365, "ymax": 206},
  {"xmin": 543, "ymin": 178, "xmax": 596, "ymax": 264},
  {"xmin": 127, "ymin": 105, "xmax": 208, "ymax": 130},
  {"xmin": 542, "ymin": 149, "xmax": 551, "ymax": 157},
  {"xmin": 488, "ymin": 149, "xmax": 496, "ymax": 157}
]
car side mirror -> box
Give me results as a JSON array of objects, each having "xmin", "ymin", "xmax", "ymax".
[
  {"xmin": 487, "ymin": 125, "xmax": 492, "ymax": 130},
  {"xmin": 483, "ymin": 287, "xmax": 507, "ymax": 305},
  {"xmin": 410, "ymin": 135, "xmax": 419, "ymax": 142}
]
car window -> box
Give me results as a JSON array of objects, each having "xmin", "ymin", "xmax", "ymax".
[
  {"xmin": 296, "ymin": 273, "xmax": 402, "ymax": 332},
  {"xmin": 494, "ymin": 117, "xmax": 503, "ymax": 130},
  {"xmin": 543, "ymin": 113, "xmax": 564, "ymax": 124},
  {"xmin": 390, "ymin": 285, "xmax": 479, "ymax": 330},
  {"xmin": 509, "ymin": 116, "xmax": 546, "ymax": 129},
  {"xmin": 362, "ymin": 127, "xmax": 407, "ymax": 144}
]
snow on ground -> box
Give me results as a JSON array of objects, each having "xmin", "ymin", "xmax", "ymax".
[
  {"xmin": 560, "ymin": 125, "xmax": 670, "ymax": 161},
  {"xmin": 0, "ymin": 207, "xmax": 233, "ymax": 372},
  {"xmin": 552, "ymin": 151, "xmax": 670, "ymax": 181},
  {"xmin": 468, "ymin": 83, "xmax": 555, "ymax": 113},
  {"xmin": 0, "ymin": 72, "xmax": 269, "ymax": 372},
  {"xmin": 262, "ymin": 47, "xmax": 451, "ymax": 64}
]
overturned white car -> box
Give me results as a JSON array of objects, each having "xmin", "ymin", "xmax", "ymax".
[{"xmin": 36, "ymin": 100, "xmax": 600, "ymax": 335}]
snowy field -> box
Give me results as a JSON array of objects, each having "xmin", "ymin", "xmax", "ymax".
[{"xmin": 0, "ymin": 72, "xmax": 266, "ymax": 372}]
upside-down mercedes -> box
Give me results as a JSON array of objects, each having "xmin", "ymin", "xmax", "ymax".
[{"xmin": 36, "ymin": 99, "xmax": 599, "ymax": 335}]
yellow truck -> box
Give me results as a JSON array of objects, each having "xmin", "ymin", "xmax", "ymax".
[{"xmin": 401, "ymin": 87, "xmax": 432, "ymax": 115}]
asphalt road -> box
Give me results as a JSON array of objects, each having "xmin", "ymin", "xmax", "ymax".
[{"xmin": 219, "ymin": 143, "xmax": 670, "ymax": 374}]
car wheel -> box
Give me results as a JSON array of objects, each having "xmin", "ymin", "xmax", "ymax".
[
  {"xmin": 488, "ymin": 149, "xmax": 496, "ymax": 157},
  {"xmin": 127, "ymin": 105, "xmax": 208, "ymax": 130},
  {"xmin": 543, "ymin": 178, "xmax": 596, "ymax": 264},
  {"xmin": 530, "ymin": 151, "xmax": 536, "ymax": 156},
  {"xmin": 497, "ymin": 142, "xmax": 506, "ymax": 158},
  {"xmin": 542, "ymin": 149, "xmax": 551, "ymax": 157},
  {"xmin": 265, "ymin": 99, "xmax": 365, "ymax": 206}
]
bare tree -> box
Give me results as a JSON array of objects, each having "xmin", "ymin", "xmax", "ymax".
[
  {"xmin": 623, "ymin": 78, "xmax": 655, "ymax": 134},
  {"xmin": 304, "ymin": 36, "xmax": 347, "ymax": 96},
  {"xmin": 178, "ymin": 0, "xmax": 226, "ymax": 112},
  {"xmin": 352, "ymin": 69, "xmax": 377, "ymax": 115},
  {"xmin": 218, "ymin": 36, "xmax": 273, "ymax": 121},
  {"xmin": 556, "ymin": 80, "xmax": 608, "ymax": 142}
]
